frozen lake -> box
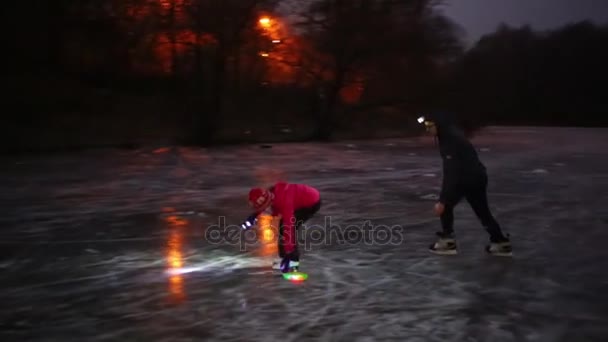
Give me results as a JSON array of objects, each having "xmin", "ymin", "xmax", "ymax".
[{"xmin": 1, "ymin": 126, "xmax": 607, "ymax": 341}]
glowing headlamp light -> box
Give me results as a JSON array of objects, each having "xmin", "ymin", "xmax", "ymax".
[{"xmin": 417, "ymin": 116, "xmax": 425, "ymax": 124}]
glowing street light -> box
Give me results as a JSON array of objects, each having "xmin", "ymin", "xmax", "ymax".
[
  {"xmin": 259, "ymin": 17, "xmax": 271, "ymax": 28},
  {"xmin": 260, "ymin": 52, "xmax": 269, "ymax": 57}
]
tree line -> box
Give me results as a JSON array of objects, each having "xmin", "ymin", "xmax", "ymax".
[
  {"xmin": 4, "ymin": 0, "xmax": 607, "ymax": 152},
  {"xmin": 448, "ymin": 21, "xmax": 608, "ymax": 128}
]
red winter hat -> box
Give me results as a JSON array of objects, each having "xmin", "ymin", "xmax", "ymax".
[{"xmin": 248, "ymin": 188, "xmax": 272, "ymax": 211}]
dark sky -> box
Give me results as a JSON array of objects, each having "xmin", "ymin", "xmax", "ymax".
[{"xmin": 440, "ymin": 0, "xmax": 608, "ymax": 45}]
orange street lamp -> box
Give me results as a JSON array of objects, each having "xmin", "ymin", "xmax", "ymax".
[{"xmin": 259, "ymin": 17, "xmax": 271, "ymax": 28}]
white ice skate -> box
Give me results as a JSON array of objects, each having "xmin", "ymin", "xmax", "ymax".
[
  {"xmin": 272, "ymin": 258, "xmax": 299, "ymax": 271},
  {"xmin": 429, "ymin": 232, "xmax": 458, "ymax": 255},
  {"xmin": 485, "ymin": 239, "xmax": 512, "ymax": 257}
]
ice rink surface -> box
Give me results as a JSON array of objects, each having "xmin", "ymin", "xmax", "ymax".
[{"xmin": 1, "ymin": 127, "xmax": 607, "ymax": 341}]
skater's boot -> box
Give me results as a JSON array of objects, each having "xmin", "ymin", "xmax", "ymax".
[
  {"xmin": 271, "ymin": 258, "xmax": 282, "ymax": 270},
  {"xmin": 278, "ymin": 252, "xmax": 300, "ymax": 273},
  {"xmin": 285, "ymin": 261, "xmax": 300, "ymax": 273},
  {"xmin": 273, "ymin": 258, "xmax": 299, "ymax": 272},
  {"xmin": 429, "ymin": 231, "xmax": 458, "ymax": 255},
  {"xmin": 486, "ymin": 234, "xmax": 512, "ymax": 257}
]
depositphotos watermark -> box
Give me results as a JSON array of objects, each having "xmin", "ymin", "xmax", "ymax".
[{"xmin": 204, "ymin": 216, "xmax": 405, "ymax": 251}]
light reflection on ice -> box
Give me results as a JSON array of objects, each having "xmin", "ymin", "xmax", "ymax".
[
  {"xmin": 164, "ymin": 256, "xmax": 274, "ymax": 277},
  {"xmin": 166, "ymin": 267, "xmax": 201, "ymax": 276},
  {"xmin": 166, "ymin": 213, "xmax": 186, "ymax": 303}
]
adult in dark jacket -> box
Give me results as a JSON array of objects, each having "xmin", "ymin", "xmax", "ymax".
[{"xmin": 417, "ymin": 113, "xmax": 512, "ymax": 256}]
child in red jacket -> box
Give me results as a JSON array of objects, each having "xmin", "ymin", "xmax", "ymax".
[{"xmin": 243, "ymin": 181, "xmax": 321, "ymax": 273}]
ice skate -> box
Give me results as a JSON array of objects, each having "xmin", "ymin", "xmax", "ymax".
[
  {"xmin": 429, "ymin": 232, "xmax": 458, "ymax": 255},
  {"xmin": 272, "ymin": 258, "xmax": 299, "ymax": 272},
  {"xmin": 485, "ymin": 236, "xmax": 512, "ymax": 257},
  {"xmin": 284, "ymin": 261, "xmax": 300, "ymax": 273}
]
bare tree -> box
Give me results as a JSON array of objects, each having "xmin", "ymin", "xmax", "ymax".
[
  {"xmin": 179, "ymin": 0, "xmax": 279, "ymax": 144},
  {"xmin": 280, "ymin": 0, "xmax": 463, "ymax": 140}
]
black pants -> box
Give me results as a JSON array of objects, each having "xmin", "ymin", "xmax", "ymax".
[
  {"xmin": 278, "ymin": 200, "xmax": 321, "ymax": 260},
  {"xmin": 441, "ymin": 174, "xmax": 506, "ymax": 242}
]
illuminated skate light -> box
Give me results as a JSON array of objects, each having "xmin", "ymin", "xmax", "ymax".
[{"xmin": 282, "ymin": 272, "xmax": 308, "ymax": 282}]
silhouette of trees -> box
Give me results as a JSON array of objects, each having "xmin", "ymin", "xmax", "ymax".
[
  {"xmin": 5, "ymin": 1, "xmax": 607, "ymax": 152},
  {"xmin": 450, "ymin": 21, "xmax": 608, "ymax": 127},
  {"xmin": 273, "ymin": 0, "xmax": 464, "ymax": 140}
]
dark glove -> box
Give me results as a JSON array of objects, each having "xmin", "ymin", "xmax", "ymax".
[
  {"xmin": 280, "ymin": 252, "xmax": 299, "ymax": 273},
  {"xmin": 241, "ymin": 213, "xmax": 258, "ymax": 230}
]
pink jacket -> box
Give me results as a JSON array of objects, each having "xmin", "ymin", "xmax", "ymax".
[{"xmin": 269, "ymin": 182, "xmax": 320, "ymax": 254}]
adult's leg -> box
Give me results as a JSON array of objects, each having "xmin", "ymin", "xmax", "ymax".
[
  {"xmin": 430, "ymin": 192, "xmax": 463, "ymax": 254},
  {"xmin": 440, "ymin": 195, "xmax": 463, "ymax": 236},
  {"xmin": 465, "ymin": 174, "xmax": 507, "ymax": 242}
]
